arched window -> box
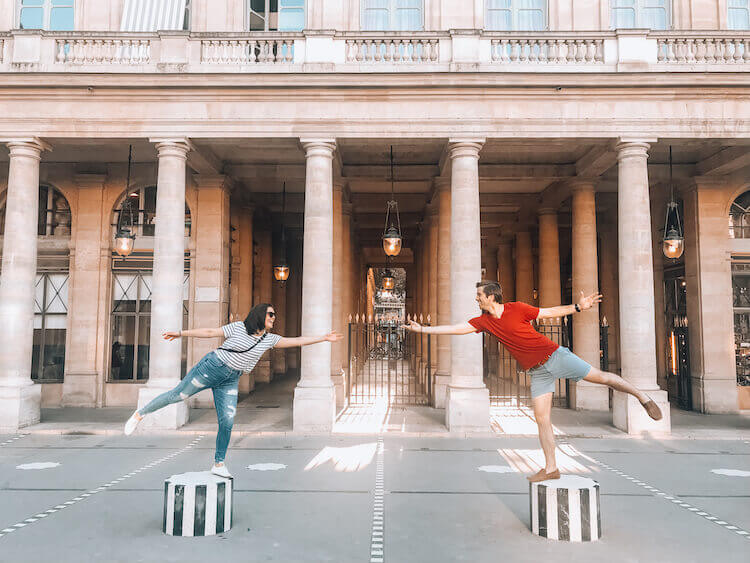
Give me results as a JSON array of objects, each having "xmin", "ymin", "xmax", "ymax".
[
  {"xmin": 729, "ymin": 190, "xmax": 750, "ymax": 239},
  {"xmin": 109, "ymin": 186, "xmax": 191, "ymax": 382},
  {"xmin": 0, "ymin": 184, "xmax": 71, "ymax": 238}
]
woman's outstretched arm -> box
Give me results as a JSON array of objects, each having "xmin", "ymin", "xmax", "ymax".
[
  {"xmin": 402, "ymin": 320, "xmax": 475, "ymax": 335},
  {"xmin": 275, "ymin": 332, "xmax": 343, "ymax": 349},
  {"xmin": 162, "ymin": 328, "xmax": 224, "ymax": 340}
]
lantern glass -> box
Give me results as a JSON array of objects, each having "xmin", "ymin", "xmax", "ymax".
[
  {"xmin": 383, "ymin": 227, "xmax": 402, "ymax": 257},
  {"xmin": 662, "ymin": 230, "xmax": 684, "ymax": 260},
  {"xmin": 274, "ymin": 265, "xmax": 290, "ymax": 282},
  {"xmin": 114, "ymin": 229, "xmax": 135, "ymax": 257},
  {"xmin": 382, "ymin": 276, "xmax": 395, "ymax": 290}
]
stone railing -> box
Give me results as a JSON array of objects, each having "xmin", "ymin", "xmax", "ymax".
[
  {"xmin": 1, "ymin": 29, "xmax": 749, "ymax": 74},
  {"xmin": 653, "ymin": 32, "xmax": 750, "ymax": 65}
]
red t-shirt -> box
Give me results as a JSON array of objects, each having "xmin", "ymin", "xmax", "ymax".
[{"xmin": 468, "ymin": 302, "xmax": 559, "ymax": 371}]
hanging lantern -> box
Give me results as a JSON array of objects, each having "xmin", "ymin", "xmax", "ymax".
[
  {"xmin": 274, "ymin": 182, "xmax": 291, "ymax": 282},
  {"xmin": 114, "ymin": 146, "xmax": 136, "ymax": 257},
  {"xmin": 382, "ymin": 146, "xmax": 403, "ymax": 257},
  {"xmin": 662, "ymin": 146, "xmax": 685, "ymax": 260},
  {"xmin": 382, "ymin": 270, "xmax": 395, "ymax": 291}
]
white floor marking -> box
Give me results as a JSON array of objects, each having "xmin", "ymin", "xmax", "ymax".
[
  {"xmin": 370, "ymin": 437, "xmax": 385, "ymax": 563},
  {"xmin": 0, "ymin": 435, "xmax": 28, "ymax": 448},
  {"xmin": 711, "ymin": 469, "xmax": 750, "ymax": 477},
  {"xmin": 16, "ymin": 462, "xmax": 60, "ymax": 470},
  {"xmin": 246, "ymin": 463, "xmax": 287, "ymax": 471},
  {"xmin": 562, "ymin": 443, "xmax": 750, "ymax": 542},
  {"xmin": 0, "ymin": 435, "xmax": 204, "ymax": 540},
  {"xmin": 477, "ymin": 465, "xmax": 516, "ymax": 474}
]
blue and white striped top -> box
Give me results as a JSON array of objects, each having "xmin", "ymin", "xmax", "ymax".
[{"xmin": 214, "ymin": 322, "xmax": 281, "ymax": 372}]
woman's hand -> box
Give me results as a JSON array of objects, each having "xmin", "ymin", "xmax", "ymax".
[
  {"xmin": 578, "ymin": 291, "xmax": 603, "ymax": 311},
  {"xmin": 162, "ymin": 331, "xmax": 181, "ymax": 341},
  {"xmin": 401, "ymin": 320, "xmax": 422, "ymax": 333},
  {"xmin": 324, "ymin": 332, "xmax": 344, "ymax": 343}
]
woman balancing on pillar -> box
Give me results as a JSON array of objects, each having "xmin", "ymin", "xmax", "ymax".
[
  {"xmin": 403, "ymin": 281, "xmax": 663, "ymax": 483},
  {"xmin": 124, "ymin": 303, "xmax": 343, "ymax": 477}
]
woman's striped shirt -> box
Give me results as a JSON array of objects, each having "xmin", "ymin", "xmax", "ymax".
[{"xmin": 214, "ymin": 322, "xmax": 281, "ymax": 372}]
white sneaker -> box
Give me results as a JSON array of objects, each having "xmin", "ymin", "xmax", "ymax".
[
  {"xmin": 124, "ymin": 411, "xmax": 142, "ymax": 436},
  {"xmin": 211, "ymin": 464, "xmax": 232, "ymax": 478}
]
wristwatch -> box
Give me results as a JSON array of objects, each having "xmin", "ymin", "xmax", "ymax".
[{"xmin": 574, "ymin": 304, "xmax": 581, "ymax": 313}]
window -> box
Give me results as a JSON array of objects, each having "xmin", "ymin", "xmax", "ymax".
[
  {"xmin": 610, "ymin": 0, "xmax": 669, "ymax": 30},
  {"xmin": 0, "ymin": 185, "xmax": 71, "ymax": 238},
  {"xmin": 32, "ymin": 272, "xmax": 68, "ymax": 382},
  {"xmin": 110, "ymin": 269, "xmax": 189, "ymax": 381},
  {"xmin": 18, "ymin": 0, "xmax": 74, "ymax": 31},
  {"xmin": 733, "ymin": 261, "xmax": 750, "ymax": 387},
  {"xmin": 183, "ymin": 0, "xmax": 191, "ymax": 30},
  {"xmin": 729, "ymin": 0, "xmax": 750, "ymax": 30},
  {"xmin": 113, "ymin": 186, "xmax": 191, "ymax": 240},
  {"xmin": 486, "ymin": 0, "xmax": 546, "ymax": 31},
  {"xmin": 729, "ymin": 191, "xmax": 750, "ymax": 239},
  {"xmin": 120, "ymin": 0, "xmax": 190, "ymax": 32},
  {"xmin": 361, "ymin": 0, "xmax": 423, "ymax": 31},
  {"xmin": 248, "ymin": 0, "xmax": 305, "ymax": 31}
]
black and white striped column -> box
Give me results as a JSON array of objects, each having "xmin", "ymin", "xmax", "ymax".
[
  {"xmin": 163, "ymin": 472, "xmax": 233, "ymax": 536},
  {"xmin": 530, "ymin": 475, "xmax": 601, "ymax": 541}
]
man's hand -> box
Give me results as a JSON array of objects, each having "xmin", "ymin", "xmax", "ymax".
[
  {"xmin": 324, "ymin": 332, "xmax": 344, "ymax": 343},
  {"xmin": 163, "ymin": 331, "xmax": 181, "ymax": 341},
  {"xmin": 578, "ymin": 291, "xmax": 603, "ymax": 311},
  {"xmin": 401, "ymin": 320, "xmax": 422, "ymax": 333}
]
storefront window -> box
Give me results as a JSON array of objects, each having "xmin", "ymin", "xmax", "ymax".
[
  {"xmin": 32, "ymin": 272, "xmax": 68, "ymax": 382},
  {"xmin": 732, "ymin": 261, "xmax": 750, "ymax": 386}
]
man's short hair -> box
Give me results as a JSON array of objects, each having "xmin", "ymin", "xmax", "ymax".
[{"xmin": 476, "ymin": 280, "xmax": 503, "ymax": 303}]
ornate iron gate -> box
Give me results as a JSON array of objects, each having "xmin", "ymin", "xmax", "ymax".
[
  {"xmin": 483, "ymin": 319, "xmax": 572, "ymax": 408},
  {"xmin": 347, "ymin": 318, "xmax": 432, "ymax": 405}
]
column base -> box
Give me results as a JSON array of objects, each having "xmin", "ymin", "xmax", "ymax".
[
  {"xmin": 61, "ymin": 370, "xmax": 98, "ymax": 407},
  {"xmin": 332, "ymin": 370, "xmax": 346, "ymax": 409},
  {"xmin": 0, "ymin": 383, "xmax": 41, "ymax": 431},
  {"xmin": 445, "ymin": 386, "xmax": 490, "ymax": 433},
  {"xmin": 254, "ymin": 361, "xmax": 272, "ymax": 384},
  {"xmin": 690, "ymin": 377, "xmax": 739, "ymax": 414},
  {"xmin": 612, "ymin": 390, "xmax": 671, "ymax": 435},
  {"xmin": 569, "ymin": 380, "xmax": 610, "ymax": 411},
  {"xmin": 292, "ymin": 384, "xmax": 335, "ymax": 432},
  {"xmin": 433, "ymin": 374, "xmax": 451, "ymax": 408},
  {"xmin": 137, "ymin": 386, "xmax": 189, "ymax": 431}
]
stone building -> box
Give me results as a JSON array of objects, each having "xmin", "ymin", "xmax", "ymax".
[{"xmin": 0, "ymin": 0, "xmax": 748, "ymax": 434}]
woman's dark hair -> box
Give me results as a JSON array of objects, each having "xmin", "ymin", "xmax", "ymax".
[
  {"xmin": 476, "ymin": 280, "xmax": 503, "ymax": 303},
  {"xmin": 244, "ymin": 303, "xmax": 273, "ymax": 335}
]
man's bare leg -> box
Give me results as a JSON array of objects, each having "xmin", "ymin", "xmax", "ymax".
[
  {"xmin": 583, "ymin": 367, "xmax": 662, "ymax": 420},
  {"xmin": 531, "ymin": 392, "xmax": 558, "ymax": 476}
]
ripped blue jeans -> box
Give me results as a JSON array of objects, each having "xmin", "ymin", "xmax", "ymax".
[{"xmin": 138, "ymin": 351, "xmax": 242, "ymax": 463}]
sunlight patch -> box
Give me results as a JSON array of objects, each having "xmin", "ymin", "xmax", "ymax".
[
  {"xmin": 478, "ymin": 465, "xmax": 517, "ymax": 474},
  {"xmin": 17, "ymin": 462, "xmax": 60, "ymax": 470},
  {"xmin": 711, "ymin": 468, "xmax": 750, "ymax": 477},
  {"xmin": 247, "ymin": 463, "xmax": 287, "ymax": 471}
]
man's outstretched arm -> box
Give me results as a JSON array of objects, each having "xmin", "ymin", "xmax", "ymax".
[
  {"xmin": 537, "ymin": 291, "xmax": 602, "ymax": 320},
  {"xmin": 402, "ymin": 320, "xmax": 475, "ymax": 335}
]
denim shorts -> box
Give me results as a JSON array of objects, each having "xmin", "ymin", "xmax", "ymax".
[{"xmin": 528, "ymin": 346, "xmax": 592, "ymax": 399}]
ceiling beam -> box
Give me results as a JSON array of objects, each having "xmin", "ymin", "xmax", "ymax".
[
  {"xmin": 575, "ymin": 145, "xmax": 617, "ymax": 178},
  {"xmin": 187, "ymin": 143, "xmax": 223, "ymax": 175},
  {"xmin": 697, "ymin": 146, "xmax": 750, "ymax": 176}
]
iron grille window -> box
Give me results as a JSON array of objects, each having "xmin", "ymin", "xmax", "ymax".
[
  {"xmin": 18, "ymin": 0, "xmax": 74, "ymax": 31},
  {"xmin": 486, "ymin": 0, "xmax": 547, "ymax": 31},
  {"xmin": 110, "ymin": 270, "xmax": 189, "ymax": 381},
  {"xmin": 730, "ymin": 191, "xmax": 750, "ymax": 239},
  {"xmin": 733, "ymin": 260, "xmax": 750, "ymax": 387},
  {"xmin": 32, "ymin": 272, "xmax": 68, "ymax": 382},
  {"xmin": 361, "ymin": 0, "xmax": 423, "ymax": 31}
]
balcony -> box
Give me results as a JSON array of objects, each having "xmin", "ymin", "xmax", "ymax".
[{"xmin": 0, "ymin": 29, "xmax": 748, "ymax": 75}]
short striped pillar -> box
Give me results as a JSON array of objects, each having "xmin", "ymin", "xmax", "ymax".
[
  {"xmin": 530, "ymin": 475, "xmax": 601, "ymax": 541},
  {"xmin": 163, "ymin": 471, "xmax": 233, "ymax": 536}
]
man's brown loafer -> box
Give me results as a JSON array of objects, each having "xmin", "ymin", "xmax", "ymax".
[
  {"xmin": 527, "ymin": 469, "xmax": 561, "ymax": 483},
  {"xmin": 642, "ymin": 400, "xmax": 663, "ymax": 421}
]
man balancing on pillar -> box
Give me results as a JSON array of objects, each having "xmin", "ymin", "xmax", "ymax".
[
  {"xmin": 123, "ymin": 302, "xmax": 343, "ymax": 478},
  {"xmin": 403, "ymin": 281, "xmax": 662, "ymax": 483}
]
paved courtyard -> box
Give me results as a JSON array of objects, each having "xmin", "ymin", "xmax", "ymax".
[{"xmin": 0, "ymin": 430, "xmax": 749, "ymax": 562}]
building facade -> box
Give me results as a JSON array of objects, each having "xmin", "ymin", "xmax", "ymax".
[{"xmin": 1, "ymin": 0, "xmax": 748, "ymax": 434}]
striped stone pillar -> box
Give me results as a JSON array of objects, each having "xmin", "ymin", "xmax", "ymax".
[
  {"xmin": 164, "ymin": 472, "xmax": 233, "ymax": 537},
  {"xmin": 530, "ymin": 475, "xmax": 601, "ymax": 542}
]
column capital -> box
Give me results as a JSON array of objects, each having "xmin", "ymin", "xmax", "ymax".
[
  {"xmin": 433, "ymin": 176, "xmax": 451, "ymax": 192},
  {"xmin": 300, "ymin": 138, "xmax": 336, "ymax": 159},
  {"xmin": 447, "ymin": 139, "xmax": 485, "ymax": 160},
  {"xmin": 151, "ymin": 138, "xmax": 192, "ymax": 159},
  {"xmin": 333, "ymin": 179, "xmax": 346, "ymax": 192},
  {"xmin": 5, "ymin": 137, "xmax": 51, "ymax": 159},
  {"xmin": 538, "ymin": 207, "xmax": 559, "ymax": 216},
  {"xmin": 342, "ymin": 202, "xmax": 353, "ymax": 215},
  {"xmin": 615, "ymin": 138, "xmax": 656, "ymax": 160},
  {"xmin": 567, "ymin": 178, "xmax": 598, "ymax": 193},
  {"xmin": 426, "ymin": 201, "xmax": 439, "ymax": 217}
]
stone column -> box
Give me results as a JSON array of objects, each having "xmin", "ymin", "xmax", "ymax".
[
  {"xmin": 187, "ymin": 175, "xmax": 232, "ymax": 407},
  {"xmin": 434, "ymin": 179, "xmax": 452, "ymax": 407},
  {"xmin": 515, "ymin": 231, "xmax": 534, "ymax": 304},
  {"xmin": 613, "ymin": 140, "xmax": 670, "ymax": 433},
  {"xmin": 0, "ymin": 139, "xmax": 47, "ymax": 430},
  {"xmin": 537, "ymin": 209, "xmax": 561, "ymax": 308},
  {"xmin": 293, "ymin": 139, "xmax": 336, "ymax": 432},
  {"xmin": 253, "ymin": 215, "xmax": 273, "ymax": 382},
  {"xmin": 428, "ymin": 203, "xmax": 439, "ymax": 324},
  {"xmin": 137, "ymin": 139, "xmax": 191, "ymax": 430},
  {"xmin": 445, "ymin": 139, "xmax": 490, "ymax": 432},
  {"xmin": 62, "ymin": 174, "xmax": 107, "ymax": 407},
  {"xmin": 330, "ymin": 183, "xmax": 345, "ymax": 404},
  {"xmin": 569, "ymin": 181, "xmax": 608, "ymax": 410},
  {"xmin": 366, "ymin": 267, "xmax": 375, "ymax": 321},
  {"xmin": 338, "ymin": 201, "xmax": 353, "ymax": 407},
  {"xmin": 497, "ymin": 238, "xmax": 515, "ymax": 301},
  {"xmin": 683, "ymin": 178, "xmax": 738, "ymax": 413}
]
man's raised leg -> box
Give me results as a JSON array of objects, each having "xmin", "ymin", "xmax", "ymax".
[
  {"xmin": 528, "ymin": 392, "xmax": 560, "ymax": 482},
  {"xmin": 583, "ymin": 367, "xmax": 662, "ymax": 420}
]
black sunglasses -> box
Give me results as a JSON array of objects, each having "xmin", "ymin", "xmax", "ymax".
[{"xmin": 267, "ymin": 311, "xmax": 276, "ymax": 318}]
